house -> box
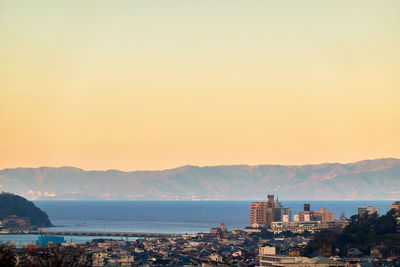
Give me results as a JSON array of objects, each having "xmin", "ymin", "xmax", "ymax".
[{"xmin": 209, "ymin": 252, "xmax": 223, "ymax": 262}]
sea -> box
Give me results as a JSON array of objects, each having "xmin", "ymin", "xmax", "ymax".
[{"xmin": 0, "ymin": 200, "xmax": 392, "ymax": 245}]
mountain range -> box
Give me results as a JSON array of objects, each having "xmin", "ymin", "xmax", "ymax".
[{"xmin": 0, "ymin": 158, "xmax": 399, "ymax": 201}]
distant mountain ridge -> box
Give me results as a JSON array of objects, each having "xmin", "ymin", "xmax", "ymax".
[{"xmin": 1, "ymin": 158, "xmax": 400, "ymax": 201}]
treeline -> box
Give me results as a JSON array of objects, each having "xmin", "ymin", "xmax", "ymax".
[
  {"xmin": 0, "ymin": 244, "xmax": 90, "ymax": 267},
  {"xmin": 303, "ymin": 210, "xmax": 400, "ymax": 257}
]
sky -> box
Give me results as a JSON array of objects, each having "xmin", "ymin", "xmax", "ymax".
[{"xmin": 1, "ymin": 1, "xmax": 399, "ymax": 171}]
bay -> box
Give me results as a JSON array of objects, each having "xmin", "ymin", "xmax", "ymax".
[
  {"xmin": 0, "ymin": 200, "xmax": 393, "ymax": 245},
  {"xmin": 35, "ymin": 200, "xmax": 392, "ymax": 233}
]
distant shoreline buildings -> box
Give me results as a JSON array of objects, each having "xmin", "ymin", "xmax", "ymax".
[
  {"xmin": 357, "ymin": 206, "xmax": 379, "ymax": 217},
  {"xmin": 250, "ymin": 195, "xmax": 290, "ymax": 228},
  {"xmin": 391, "ymin": 201, "xmax": 400, "ymax": 212},
  {"xmin": 250, "ymin": 195, "xmax": 349, "ymax": 234},
  {"xmin": 249, "ymin": 195, "xmax": 396, "ymax": 235}
]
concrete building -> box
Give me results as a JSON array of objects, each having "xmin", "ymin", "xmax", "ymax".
[
  {"xmin": 258, "ymin": 246, "xmax": 346, "ymax": 266},
  {"xmin": 282, "ymin": 214, "xmax": 290, "ymax": 222},
  {"xmin": 281, "ymin": 205, "xmax": 339, "ymax": 233},
  {"xmin": 259, "ymin": 246, "xmax": 276, "ymax": 256},
  {"xmin": 271, "ymin": 221, "xmax": 319, "ymax": 234},
  {"xmin": 258, "ymin": 246, "xmax": 307, "ymax": 266},
  {"xmin": 320, "ymin": 208, "xmax": 335, "ymax": 223},
  {"xmin": 266, "ymin": 208, "xmax": 274, "ymax": 227},
  {"xmin": 273, "ymin": 198, "xmax": 291, "ymax": 222},
  {"xmin": 250, "ymin": 195, "xmax": 292, "ymax": 228},
  {"xmin": 268, "ymin": 195, "xmax": 275, "ymax": 208},
  {"xmin": 304, "ymin": 203, "xmax": 310, "ymax": 212},
  {"xmin": 390, "ymin": 201, "xmax": 400, "ymax": 211},
  {"xmin": 259, "ymin": 255, "xmax": 347, "ymax": 266},
  {"xmin": 358, "ymin": 206, "xmax": 379, "ymax": 217},
  {"xmin": 259, "ymin": 254, "xmax": 308, "ymax": 267},
  {"xmin": 210, "ymin": 223, "xmax": 228, "ymax": 237},
  {"xmin": 318, "ymin": 220, "xmax": 350, "ymax": 231},
  {"xmin": 294, "ymin": 208, "xmax": 334, "ymax": 223},
  {"xmin": 250, "ymin": 202, "xmax": 268, "ymax": 227},
  {"xmin": 294, "ymin": 211, "xmax": 315, "ymax": 222}
]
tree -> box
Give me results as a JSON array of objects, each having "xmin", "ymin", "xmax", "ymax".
[
  {"xmin": 20, "ymin": 247, "xmax": 91, "ymax": 267},
  {"xmin": 375, "ymin": 211, "xmax": 397, "ymax": 235},
  {"xmin": 0, "ymin": 244, "xmax": 16, "ymax": 267},
  {"xmin": 303, "ymin": 210, "xmax": 400, "ymax": 257},
  {"xmin": 302, "ymin": 230, "xmax": 342, "ymax": 257}
]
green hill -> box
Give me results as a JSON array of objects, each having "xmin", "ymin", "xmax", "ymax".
[
  {"xmin": 303, "ymin": 210, "xmax": 400, "ymax": 257},
  {"xmin": 0, "ymin": 192, "xmax": 52, "ymax": 227}
]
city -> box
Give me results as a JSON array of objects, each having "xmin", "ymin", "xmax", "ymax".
[
  {"xmin": 1, "ymin": 0, "xmax": 399, "ymax": 266},
  {"xmin": 1, "ymin": 194, "xmax": 400, "ymax": 266}
]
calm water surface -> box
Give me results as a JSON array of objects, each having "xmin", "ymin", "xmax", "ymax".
[
  {"xmin": 36, "ymin": 200, "xmax": 392, "ymax": 233},
  {"xmin": 0, "ymin": 200, "xmax": 392, "ymax": 245}
]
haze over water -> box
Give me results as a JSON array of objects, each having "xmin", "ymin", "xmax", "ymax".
[
  {"xmin": 35, "ymin": 200, "xmax": 391, "ymax": 234},
  {"xmin": 0, "ymin": 200, "xmax": 392, "ymax": 245}
]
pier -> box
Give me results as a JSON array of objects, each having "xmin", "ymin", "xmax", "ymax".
[
  {"xmin": 41, "ymin": 230, "xmax": 182, "ymax": 238},
  {"xmin": 1, "ymin": 230, "xmax": 184, "ymax": 238}
]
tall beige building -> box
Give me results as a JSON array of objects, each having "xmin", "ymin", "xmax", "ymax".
[
  {"xmin": 250, "ymin": 194, "xmax": 281, "ymax": 227},
  {"xmin": 250, "ymin": 202, "xmax": 268, "ymax": 227},
  {"xmin": 320, "ymin": 208, "xmax": 334, "ymax": 223},
  {"xmin": 267, "ymin": 195, "xmax": 275, "ymax": 208}
]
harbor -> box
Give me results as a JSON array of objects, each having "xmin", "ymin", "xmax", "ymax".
[{"xmin": 0, "ymin": 230, "xmax": 183, "ymax": 238}]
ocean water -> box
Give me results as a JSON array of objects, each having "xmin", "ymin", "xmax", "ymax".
[
  {"xmin": 36, "ymin": 200, "xmax": 392, "ymax": 233},
  {"xmin": 0, "ymin": 200, "xmax": 392, "ymax": 245}
]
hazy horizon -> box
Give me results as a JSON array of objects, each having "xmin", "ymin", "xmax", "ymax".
[{"xmin": 2, "ymin": 158, "xmax": 400, "ymax": 201}]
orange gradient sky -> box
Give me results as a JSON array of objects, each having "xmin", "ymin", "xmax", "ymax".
[{"xmin": 1, "ymin": 1, "xmax": 400, "ymax": 170}]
